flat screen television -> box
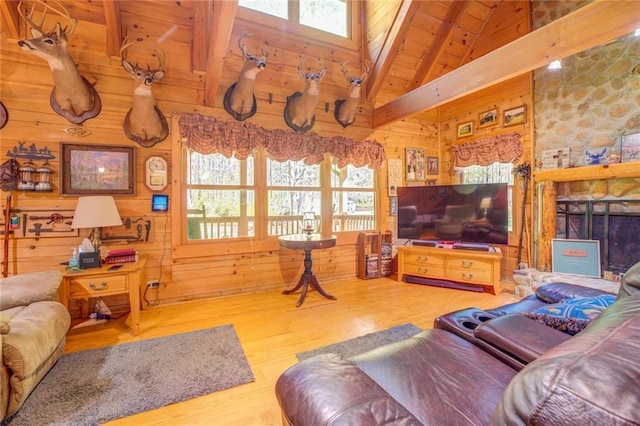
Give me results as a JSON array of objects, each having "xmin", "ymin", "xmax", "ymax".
[{"xmin": 396, "ymin": 183, "xmax": 508, "ymax": 245}]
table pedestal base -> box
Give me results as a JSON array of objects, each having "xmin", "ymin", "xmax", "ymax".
[{"xmin": 283, "ymin": 248, "xmax": 336, "ymax": 307}]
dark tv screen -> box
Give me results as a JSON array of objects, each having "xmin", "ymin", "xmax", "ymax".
[{"xmin": 396, "ymin": 183, "xmax": 508, "ymax": 245}]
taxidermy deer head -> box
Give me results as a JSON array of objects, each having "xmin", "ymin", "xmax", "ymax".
[
  {"xmin": 120, "ymin": 37, "xmax": 168, "ymax": 148},
  {"xmin": 17, "ymin": 0, "xmax": 101, "ymax": 124},
  {"xmin": 223, "ymin": 31, "xmax": 269, "ymax": 121},
  {"xmin": 334, "ymin": 60, "xmax": 370, "ymax": 128},
  {"xmin": 284, "ymin": 56, "xmax": 327, "ymax": 133}
]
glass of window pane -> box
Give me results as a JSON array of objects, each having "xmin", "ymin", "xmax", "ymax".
[
  {"xmin": 299, "ymin": 0, "xmax": 348, "ymax": 37},
  {"xmin": 238, "ymin": 0, "xmax": 288, "ymax": 19}
]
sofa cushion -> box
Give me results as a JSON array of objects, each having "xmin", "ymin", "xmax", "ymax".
[
  {"xmin": 0, "ymin": 271, "xmax": 63, "ymax": 311},
  {"xmin": 562, "ymin": 294, "xmax": 616, "ymax": 308},
  {"xmin": 492, "ymin": 291, "xmax": 640, "ymax": 425},
  {"xmin": 535, "ymin": 282, "xmax": 613, "ymax": 304},
  {"xmin": 526, "ymin": 302, "xmax": 606, "ymax": 335}
]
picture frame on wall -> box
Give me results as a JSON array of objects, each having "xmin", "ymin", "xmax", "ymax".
[
  {"xmin": 390, "ymin": 197, "xmax": 397, "ymax": 216},
  {"xmin": 552, "ymin": 239, "xmax": 601, "ymax": 277},
  {"xmin": 387, "ymin": 158, "xmax": 403, "ymax": 196},
  {"xmin": 60, "ymin": 143, "xmax": 136, "ymax": 196},
  {"xmin": 405, "ymin": 147, "xmax": 426, "ymax": 181},
  {"xmin": 478, "ymin": 108, "xmax": 498, "ymax": 128},
  {"xmin": 427, "ymin": 157, "xmax": 439, "ymax": 175},
  {"xmin": 503, "ymin": 105, "xmax": 527, "ymax": 127},
  {"xmin": 457, "ymin": 122, "xmax": 474, "ymax": 138},
  {"xmin": 621, "ymin": 132, "xmax": 640, "ymax": 162}
]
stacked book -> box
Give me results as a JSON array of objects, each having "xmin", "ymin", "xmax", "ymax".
[{"xmin": 104, "ymin": 248, "xmax": 138, "ymax": 264}]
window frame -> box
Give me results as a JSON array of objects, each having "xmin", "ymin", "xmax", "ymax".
[{"xmin": 236, "ymin": 1, "xmax": 358, "ymax": 50}]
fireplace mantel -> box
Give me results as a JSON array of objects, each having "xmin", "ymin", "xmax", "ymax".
[{"xmin": 533, "ymin": 162, "xmax": 640, "ymax": 271}]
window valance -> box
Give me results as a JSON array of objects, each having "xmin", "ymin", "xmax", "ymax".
[
  {"xmin": 452, "ymin": 132, "xmax": 523, "ymax": 167},
  {"xmin": 178, "ymin": 113, "xmax": 386, "ymax": 168}
]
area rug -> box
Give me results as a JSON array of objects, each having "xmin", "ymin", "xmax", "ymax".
[
  {"xmin": 297, "ymin": 323, "xmax": 422, "ymax": 361},
  {"xmin": 3, "ymin": 325, "xmax": 254, "ymax": 426}
]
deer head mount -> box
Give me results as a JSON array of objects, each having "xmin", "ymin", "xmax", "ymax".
[
  {"xmin": 120, "ymin": 37, "xmax": 168, "ymax": 148},
  {"xmin": 223, "ymin": 32, "xmax": 269, "ymax": 121},
  {"xmin": 334, "ymin": 60, "xmax": 370, "ymax": 128},
  {"xmin": 284, "ymin": 56, "xmax": 327, "ymax": 133},
  {"xmin": 17, "ymin": 0, "xmax": 101, "ymax": 124}
]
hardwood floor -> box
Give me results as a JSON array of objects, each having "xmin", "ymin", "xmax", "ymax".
[{"xmin": 63, "ymin": 277, "xmax": 518, "ymax": 425}]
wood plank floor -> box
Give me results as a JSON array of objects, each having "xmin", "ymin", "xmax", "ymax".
[{"xmin": 63, "ymin": 277, "xmax": 518, "ymax": 425}]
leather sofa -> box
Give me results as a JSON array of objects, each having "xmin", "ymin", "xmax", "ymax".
[
  {"xmin": 1, "ymin": 271, "xmax": 71, "ymax": 420},
  {"xmin": 276, "ymin": 271, "xmax": 640, "ymax": 424}
]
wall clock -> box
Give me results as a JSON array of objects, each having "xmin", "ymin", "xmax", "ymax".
[{"xmin": 145, "ymin": 156, "xmax": 168, "ymax": 191}]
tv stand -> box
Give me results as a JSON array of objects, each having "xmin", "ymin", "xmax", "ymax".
[{"xmin": 398, "ymin": 245, "xmax": 502, "ymax": 294}]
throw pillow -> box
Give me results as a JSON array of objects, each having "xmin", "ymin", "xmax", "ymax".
[
  {"xmin": 525, "ymin": 302, "xmax": 606, "ymax": 335},
  {"xmin": 562, "ymin": 294, "xmax": 616, "ymax": 308},
  {"xmin": 0, "ymin": 271, "xmax": 63, "ymax": 310}
]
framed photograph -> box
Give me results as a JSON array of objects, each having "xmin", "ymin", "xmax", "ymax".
[
  {"xmin": 478, "ymin": 108, "xmax": 498, "ymax": 128},
  {"xmin": 405, "ymin": 147, "xmax": 426, "ymax": 181},
  {"xmin": 390, "ymin": 197, "xmax": 397, "ymax": 216},
  {"xmin": 60, "ymin": 143, "xmax": 136, "ymax": 196},
  {"xmin": 427, "ymin": 157, "xmax": 439, "ymax": 175},
  {"xmin": 621, "ymin": 132, "xmax": 640, "ymax": 162},
  {"xmin": 457, "ymin": 122, "xmax": 474, "ymax": 138},
  {"xmin": 503, "ymin": 105, "xmax": 527, "ymax": 127},
  {"xmin": 426, "ymin": 179, "xmax": 437, "ymax": 186},
  {"xmin": 552, "ymin": 239, "xmax": 601, "ymax": 278}
]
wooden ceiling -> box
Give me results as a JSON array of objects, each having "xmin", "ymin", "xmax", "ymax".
[{"xmin": 1, "ymin": 0, "xmax": 638, "ymax": 127}]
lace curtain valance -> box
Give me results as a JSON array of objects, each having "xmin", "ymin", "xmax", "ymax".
[
  {"xmin": 452, "ymin": 132, "xmax": 523, "ymax": 167},
  {"xmin": 178, "ymin": 113, "xmax": 386, "ymax": 169}
]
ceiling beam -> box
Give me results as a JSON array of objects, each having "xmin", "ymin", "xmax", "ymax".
[
  {"xmin": 103, "ymin": 0, "xmax": 122, "ymax": 57},
  {"xmin": 407, "ymin": 0, "xmax": 468, "ymax": 92},
  {"xmin": 365, "ymin": 0, "xmax": 420, "ymax": 103},
  {"xmin": 373, "ymin": 0, "xmax": 640, "ymax": 128},
  {"xmin": 204, "ymin": 0, "xmax": 238, "ymax": 107},
  {"xmin": 192, "ymin": 0, "xmax": 211, "ymax": 73}
]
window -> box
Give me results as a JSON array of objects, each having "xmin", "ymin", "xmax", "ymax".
[
  {"xmin": 331, "ymin": 162, "xmax": 376, "ymax": 232},
  {"xmin": 457, "ymin": 162, "xmax": 514, "ymax": 232},
  {"xmin": 239, "ymin": 0, "xmax": 349, "ymax": 38},
  {"xmin": 186, "ymin": 151, "xmax": 255, "ymax": 240},
  {"xmin": 182, "ymin": 148, "xmax": 376, "ymax": 244}
]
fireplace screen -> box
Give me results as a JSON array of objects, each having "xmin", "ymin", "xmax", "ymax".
[{"xmin": 557, "ymin": 200, "xmax": 640, "ymax": 275}]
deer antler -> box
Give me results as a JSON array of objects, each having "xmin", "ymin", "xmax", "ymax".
[{"xmin": 17, "ymin": 0, "xmax": 77, "ymax": 36}]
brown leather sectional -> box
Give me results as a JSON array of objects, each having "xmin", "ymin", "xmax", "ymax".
[{"xmin": 275, "ymin": 266, "xmax": 640, "ymax": 425}]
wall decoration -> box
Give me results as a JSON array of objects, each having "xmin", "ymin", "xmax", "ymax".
[
  {"xmin": 478, "ymin": 108, "xmax": 498, "ymax": 128},
  {"xmin": 0, "ymin": 209, "xmax": 78, "ymax": 239},
  {"xmin": 584, "ymin": 147, "xmax": 609, "ymax": 165},
  {"xmin": 503, "ymin": 105, "xmax": 527, "ymax": 127},
  {"xmin": 390, "ymin": 197, "xmax": 397, "ymax": 216},
  {"xmin": 0, "ymin": 101, "xmax": 7, "ymax": 129},
  {"xmin": 426, "ymin": 179, "xmax": 437, "ymax": 186},
  {"xmin": 457, "ymin": 122, "xmax": 474, "ymax": 138},
  {"xmin": 552, "ymin": 239, "xmax": 601, "ymax": 277},
  {"xmin": 284, "ymin": 56, "xmax": 327, "ymax": 133},
  {"xmin": 621, "ymin": 132, "xmax": 640, "ymax": 162},
  {"xmin": 405, "ymin": 147, "xmax": 426, "ymax": 181},
  {"xmin": 60, "ymin": 143, "xmax": 136, "ymax": 196},
  {"xmin": 427, "ymin": 157, "xmax": 439, "ymax": 175},
  {"xmin": 334, "ymin": 60, "xmax": 370, "ymax": 128},
  {"xmin": 101, "ymin": 216, "xmax": 154, "ymax": 244},
  {"xmin": 387, "ymin": 158, "xmax": 402, "ymax": 196},
  {"xmin": 541, "ymin": 148, "xmax": 570, "ymax": 169}
]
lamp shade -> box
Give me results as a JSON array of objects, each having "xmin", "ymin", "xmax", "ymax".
[{"xmin": 71, "ymin": 196, "xmax": 123, "ymax": 229}]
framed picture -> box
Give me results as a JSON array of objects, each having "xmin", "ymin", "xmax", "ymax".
[
  {"xmin": 478, "ymin": 108, "xmax": 498, "ymax": 128},
  {"xmin": 503, "ymin": 105, "xmax": 527, "ymax": 127},
  {"xmin": 387, "ymin": 158, "xmax": 402, "ymax": 196},
  {"xmin": 457, "ymin": 121, "xmax": 474, "ymax": 138},
  {"xmin": 426, "ymin": 179, "xmax": 437, "ymax": 186},
  {"xmin": 551, "ymin": 239, "xmax": 601, "ymax": 278},
  {"xmin": 621, "ymin": 132, "xmax": 640, "ymax": 162},
  {"xmin": 427, "ymin": 157, "xmax": 439, "ymax": 175},
  {"xmin": 60, "ymin": 143, "xmax": 136, "ymax": 196},
  {"xmin": 390, "ymin": 197, "xmax": 397, "ymax": 216},
  {"xmin": 405, "ymin": 147, "xmax": 426, "ymax": 181}
]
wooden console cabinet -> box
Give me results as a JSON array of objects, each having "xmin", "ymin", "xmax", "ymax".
[{"xmin": 397, "ymin": 246, "xmax": 501, "ymax": 294}]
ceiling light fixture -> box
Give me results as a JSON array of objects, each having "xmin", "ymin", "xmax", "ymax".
[{"xmin": 548, "ymin": 60, "xmax": 562, "ymax": 70}]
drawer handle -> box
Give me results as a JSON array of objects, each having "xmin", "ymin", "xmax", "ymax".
[
  {"xmin": 417, "ymin": 267, "xmax": 429, "ymax": 274},
  {"xmin": 461, "ymin": 260, "xmax": 474, "ymax": 268},
  {"xmin": 461, "ymin": 273, "xmax": 474, "ymax": 280},
  {"xmin": 89, "ymin": 281, "xmax": 108, "ymax": 290},
  {"xmin": 417, "ymin": 256, "xmax": 429, "ymax": 263}
]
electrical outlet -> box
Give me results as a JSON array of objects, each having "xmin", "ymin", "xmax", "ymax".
[{"xmin": 147, "ymin": 280, "xmax": 160, "ymax": 289}]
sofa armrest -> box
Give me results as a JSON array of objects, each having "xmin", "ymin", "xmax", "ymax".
[
  {"xmin": 535, "ymin": 282, "xmax": 613, "ymax": 304},
  {"xmin": 276, "ymin": 353, "xmax": 421, "ymax": 425},
  {"xmin": 474, "ymin": 314, "xmax": 571, "ymax": 364}
]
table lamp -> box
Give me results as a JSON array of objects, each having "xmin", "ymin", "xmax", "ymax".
[{"xmin": 71, "ymin": 196, "xmax": 123, "ymax": 252}]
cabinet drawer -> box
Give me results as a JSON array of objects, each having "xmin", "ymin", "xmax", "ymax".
[
  {"xmin": 69, "ymin": 275, "xmax": 127, "ymax": 297},
  {"xmin": 447, "ymin": 267, "xmax": 492, "ymax": 284},
  {"xmin": 447, "ymin": 257, "xmax": 493, "ymax": 272},
  {"xmin": 403, "ymin": 263, "xmax": 445, "ymax": 278},
  {"xmin": 404, "ymin": 252, "xmax": 444, "ymax": 267}
]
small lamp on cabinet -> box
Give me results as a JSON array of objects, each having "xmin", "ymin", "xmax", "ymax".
[{"xmin": 71, "ymin": 196, "xmax": 123, "ymax": 252}]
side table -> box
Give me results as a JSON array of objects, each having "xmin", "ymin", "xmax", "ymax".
[
  {"xmin": 279, "ymin": 234, "xmax": 337, "ymax": 307},
  {"xmin": 60, "ymin": 255, "xmax": 148, "ymax": 335}
]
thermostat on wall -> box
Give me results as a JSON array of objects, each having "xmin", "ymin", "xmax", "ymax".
[{"xmin": 152, "ymin": 194, "xmax": 169, "ymax": 212}]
